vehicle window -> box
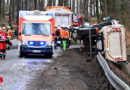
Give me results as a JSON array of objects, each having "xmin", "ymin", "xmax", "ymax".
[
  {"xmin": 22, "ymin": 22, "xmax": 51, "ymax": 35},
  {"xmin": 73, "ymin": 18, "xmax": 80, "ymax": 23}
]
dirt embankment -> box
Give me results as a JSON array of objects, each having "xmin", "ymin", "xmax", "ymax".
[{"xmin": 26, "ymin": 49, "xmax": 114, "ymax": 90}]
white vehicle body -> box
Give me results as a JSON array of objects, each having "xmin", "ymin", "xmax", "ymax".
[
  {"xmin": 46, "ymin": 8, "xmax": 73, "ymax": 27},
  {"xmin": 101, "ymin": 24, "xmax": 127, "ymax": 62}
]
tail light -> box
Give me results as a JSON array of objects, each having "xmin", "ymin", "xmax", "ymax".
[{"xmin": 96, "ymin": 28, "xmax": 99, "ymax": 34}]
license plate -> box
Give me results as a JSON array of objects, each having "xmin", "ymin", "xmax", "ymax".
[
  {"xmin": 33, "ymin": 50, "xmax": 41, "ymax": 53},
  {"xmin": 57, "ymin": 41, "xmax": 61, "ymax": 44}
]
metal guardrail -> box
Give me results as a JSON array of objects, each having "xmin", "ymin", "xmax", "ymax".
[{"xmin": 97, "ymin": 52, "xmax": 130, "ymax": 90}]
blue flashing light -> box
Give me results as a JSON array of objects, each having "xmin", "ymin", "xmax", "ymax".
[
  {"xmin": 28, "ymin": 41, "xmax": 34, "ymax": 46},
  {"xmin": 39, "ymin": 41, "xmax": 46, "ymax": 46},
  {"xmin": 28, "ymin": 41, "xmax": 46, "ymax": 46}
]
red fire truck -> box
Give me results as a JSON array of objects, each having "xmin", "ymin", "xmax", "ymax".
[{"xmin": 72, "ymin": 15, "xmax": 83, "ymax": 27}]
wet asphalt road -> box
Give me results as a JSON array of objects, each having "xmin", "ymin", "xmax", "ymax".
[{"xmin": 0, "ymin": 48, "xmax": 62, "ymax": 90}]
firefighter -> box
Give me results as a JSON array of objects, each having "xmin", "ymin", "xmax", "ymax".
[
  {"xmin": 54, "ymin": 26, "xmax": 61, "ymax": 49},
  {"xmin": 60, "ymin": 26, "xmax": 65, "ymax": 49},
  {"xmin": 61, "ymin": 26, "xmax": 69, "ymax": 50},
  {"xmin": 60, "ymin": 26, "xmax": 64, "ymax": 39},
  {"xmin": 68, "ymin": 26, "xmax": 72, "ymax": 47},
  {"xmin": 64, "ymin": 27, "xmax": 70, "ymax": 48},
  {"xmin": 0, "ymin": 27, "xmax": 7, "ymax": 53}
]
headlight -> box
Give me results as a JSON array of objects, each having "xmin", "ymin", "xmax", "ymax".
[
  {"xmin": 46, "ymin": 41, "xmax": 53, "ymax": 46},
  {"xmin": 21, "ymin": 40, "xmax": 28, "ymax": 45}
]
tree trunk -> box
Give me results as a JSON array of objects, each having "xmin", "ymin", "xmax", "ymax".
[
  {"xmin": 53, "ymin": 0, "xmax": 56, "ymax": 6},
  {"xmin": 64, "ymin": 0, "xmax": 68, "ymax": 7},
  {"xmin": 72, "ymin": 0, "xmax": 75, "ymax": 13},
  {"xmin": 58, "ymin": 0, "xmax": 63, "ymax": 6},
  {"xmin": 90, "ymin": 0, "xmax": 93, "ymax": 17},
  {"xmin": 47, "ymin": 0, "xmax": 53, "ymax": 6},
  {"xmin": 77, "ymin": 0, "xmax": 79, "ymax": 13},
  {"xmin": 40, "ymin": 0, "xmax": 45, "ymax": 10},
  {"xmin": 96, "ymin": 0, "xmax": 100, "ymax": 23},
  {"xmin": 9, "ymin": 0, "xmax": 13, "ymax": 25},
  {"xmin": 84, "ymin": 0, "xmax": 89, "ymax": 21}
]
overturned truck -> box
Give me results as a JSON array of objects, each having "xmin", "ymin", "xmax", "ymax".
[{"xmin": 77, "ymin": 21, "xmax": 127, "ymax": 62}]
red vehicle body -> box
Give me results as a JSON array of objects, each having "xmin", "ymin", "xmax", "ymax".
[
  {"xmin": 72, "ymin": 15, "xmax": 83, "ymax": 27},
  {"xmin": 0, "ymin": 31, "xmax": 7, "ymax": 59},
  {"xmin": 0, "ymin": 32, "xmax": 7, "ymax": 50}
]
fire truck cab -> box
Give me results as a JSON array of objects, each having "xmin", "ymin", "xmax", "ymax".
[
  {"xmin": 72, "ymin": 15, "xmax": 83, "ymax": 27},
  {"xmin": 18, "ymin": 10, "xmax": 55, "ymax": 57}
]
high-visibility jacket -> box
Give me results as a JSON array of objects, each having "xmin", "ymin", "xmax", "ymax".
[
  {"xmin": 63, "ymin": 30, "xmax": 66, "ymax": 39},
  {"xmin": 60, "ymin": 28, "xmax": 64, "ymax": 39},
  {"xmin": 69, "ymin": 31, "xmax": 72, "ymax": 40},
  {"xmin": 65, "ymin": 30, "xmax": 69, "ymax": 39}
]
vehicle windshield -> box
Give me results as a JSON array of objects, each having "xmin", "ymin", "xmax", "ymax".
[
  {"xmin": 73, "ymin": 18, "xmax": 80, "ymax": 23},
  {"xmin": 22, "ymin": 22, "xmax": 51, "ymax": 35}
]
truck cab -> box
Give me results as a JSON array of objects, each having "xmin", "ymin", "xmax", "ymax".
[
  {"xmin": 18, "ymin": 10, "xmax": 55, "ymax": 57},
  {"xmin": 72, "ymin": 15, "xmax": 83, "ymax": 28}
]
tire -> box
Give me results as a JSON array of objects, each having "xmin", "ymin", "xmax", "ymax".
[{"xmin": 19, "ymin": 52, "xmax": 24, "ymax": 57}]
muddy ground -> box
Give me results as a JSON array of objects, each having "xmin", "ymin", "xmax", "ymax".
[{"xmin": 26, "ymin": 49, "xmax": 114, "ymax": 90}]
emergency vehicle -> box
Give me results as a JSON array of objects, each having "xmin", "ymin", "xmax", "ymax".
[
  {"xmin": 18, "ymin": 10, "xmax": 55, "ymax": 57},
  {"xmin": 72, "ymin": 15, "xmax": 83, "ymax": 27},
  {"xmin": 46, "ymin": 6, "xmax": 73, "ymax": 28}
]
